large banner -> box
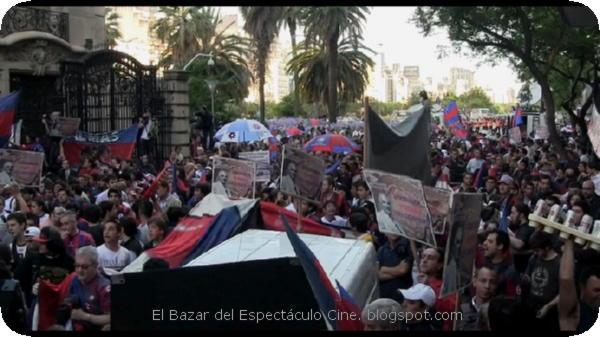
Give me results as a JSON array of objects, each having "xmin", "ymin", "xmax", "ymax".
[
  {"xmin": 212, "ymin": 156, "xmax": 256, "ymax": 199},
  {"xmin": 441, "ymin": 193, "xmax": 482, "ymax": 297},
  {"xmin": 62, "ymin": 125, "xmax": 139, "ymax": 164},
  {"xmin": 280, "ymin": 145, "xmax": 325, "ymax": 202},
  {"xmin": 239, "ymin": 151, "xmax": 270, "ymax": 182},
  {"xmin": 0, "ymin": 149, "xmax": 44, "ymax": 187},
  {"xmin": 423, "ymin": 185, "xmax": 452, "ymax": 235},
  {"xmin": 55, "ymin": 117, "xmax": 81, "ymax": 137},
  {"xmin": 364, "ymin": 169, "xmax": 435, "ymax": 247}
]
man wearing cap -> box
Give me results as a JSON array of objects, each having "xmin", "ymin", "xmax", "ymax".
[
  {"xmin": 398, "ymin": 283, "xmax": 437, "ymax": 331},
  {"xmin": 497, "ymin": 174, "xmax": 515, "ymax": 232}
]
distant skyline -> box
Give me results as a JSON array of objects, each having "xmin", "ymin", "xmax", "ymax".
[{"xmin": 218, "ymin": 6, "xmax": 522, "ymax": 101}]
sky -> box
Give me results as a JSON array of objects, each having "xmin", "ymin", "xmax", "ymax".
[{"xmin": 218, "ymin": 6, "xmax": 522, "ymax": 101}]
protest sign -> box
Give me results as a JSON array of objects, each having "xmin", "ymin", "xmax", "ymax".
[
  {"xmin": 423, "ymin": 185, "xmax": 452, "ymax": 235},
  {"xmin": 364, "ymin": 169, "xmax": 435, "ymax": 247},
  {"xmin": 212, "ymin": 156, "xmax": 256, "ymax": 199},
  {"xmin": 508, "ymin": 126, "xmax": 522, "ymax": 144},
  {"xmin": 0, "ymin": 149, "xmax": 44, "ymax": 187},
  {"xmin": 588, "ymin": 106, "xmax": 600, "ymax": 158},
  {"xmin": 280, "ymin": 145, "xmax": 325, "ymax": 202},
  {"xmin": 239, "ymin": 151, "xmax": 270, "ymax": 182},
  {"xmin": 534, "ymin": 113, "xmax": 549, "ymax": 140},
  {"xmin": 441, "ymin": 193, "xmax": 482, "ymax": 297},
  {"xmin": 55, "ymin": 117, "xmax": 81, "ymax": 137}
]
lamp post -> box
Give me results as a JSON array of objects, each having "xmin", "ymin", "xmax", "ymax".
[{"xmin": 205, "ymin": 79, "xmax": 217, "ymax": 128}]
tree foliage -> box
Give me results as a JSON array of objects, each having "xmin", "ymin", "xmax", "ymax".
[{"xmin": 105, "ymin": 8, "xmax": 121, "ymax": 49}]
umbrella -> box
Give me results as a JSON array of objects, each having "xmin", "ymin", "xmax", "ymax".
[
  {"xmin": 304, "ymin": 134, "xmax": 360, "ymax": 154},
  {"xmin": 215, "ymin": 119, "xmax": 271, "ymax": 143},
  {"xmin": 286, "ymin": 127, "xmax": 304, "ymax": 136},
  {"xmin": 309, "ymin": 118, "xmax": 320, "ymax": 127}
]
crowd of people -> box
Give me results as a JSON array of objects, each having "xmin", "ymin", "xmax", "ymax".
[{"xmin": 0, "ymin": 106, "xmax": 598, "ymax": 333}]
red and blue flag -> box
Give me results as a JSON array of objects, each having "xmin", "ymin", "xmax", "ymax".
[
  {"xmin": 444, "ymin": 101, "xmax": 469, "ymax": 139},
  {"xmin": 0, "ymin": 90, "xmax": 20, "ymax": 148},
  {"xmin": 62, "ymin": 125, "xmax": 139, "ymax": 164},
  {"xmin": 280, "ymin": 214, "xmax": 363, "ymax": 330},
  {"xmin": 513, "ymin": 106, "xmax": 523, "ymax": 127}
]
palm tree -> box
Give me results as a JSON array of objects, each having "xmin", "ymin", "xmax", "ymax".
[
  {"xmin": 153, "ymin": 6, "xmax": 207, "ymax": 69},
  {"xmin": 287, "ymin": 39, "xmax": 374, "ymax": 107},
  {"xmin": 299, "ymin": 7, "xmax": 370, "ymax": 122},
  {"xmin": 280, "ymin": 7, "xmax": 303, "ymax": 115},
  {"xmin": 105, "ymin": 8, "xmax": 121, "ymax": 49},
  {"xmin": 240, "ymin": 6, "xmax": 285, "ymax": 123}
]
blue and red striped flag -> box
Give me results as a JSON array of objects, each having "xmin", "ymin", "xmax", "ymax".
[
  {"xmin": 444, "ymin": 101, "xmax": 469, "ymax": 139},
  {"xmin": 513, "ymin": 107, "xmax": 523, "ymax": 127},
  {"xmin": 280, "ymin": 214, "xmax": 363, "ymax": 330},
  {"xmin": 171, "ymin": 161, "xmax": 189, "ymax": 197},
  {"xmin": 0, "ymin": 90, "xmax": 20, "ymax": 148}
]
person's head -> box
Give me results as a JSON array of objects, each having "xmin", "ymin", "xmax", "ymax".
[
  {"xmin": 75, "ymin": 246, "xmax": 99, "ymax": 284},
  {"xmin": 61, "ymin": 160, "xmax": 70, "ymax": 170},
  {"xmin": 376, "ymin": 191, "xmax": 392, "ymax": 216},
  {"xmin": 108, "ymin": 188, "xmax": 122, "ymax": 205},
  {"xmin": 57, "ymin": 189, "xmax": 69, "ymax": 204},
  {"xmin": 136, "ymin": 200, "xmax": 154, "ymax": 220},
  {"xmin": 120, "ymin": 217, "xmax": 138, "ymax": 240},
  {"xmin": 30, "ymin": 200, "xmax": 47, "ymax": 216},
  {"xmin": 485, "ymin": 177, "xmax": 496, "ymax": 193},
  {"xmin": 25, "ymin": 213, "xmax": 38, "ymax": 228},
  {"xmin": 463, "ymin": 173, "xmax": 474, "ymax": 187},
  {"xmin": 6, "ymin": 213, "xmax": 27, "ymax": 239},
  {"xmin": 483, "ymin": 230, "xmax": 510, "ymax": 259},
  {"xmin": 399, "ymin": 283, "xmax": 436, "ymax": 320},
  {"xmin": 321, "ymin": 176, "xmax": 334, "ymax": 193},
  {"xmin": 103, "ymin": 220, "xmax": 122, "ymax": 245},
  {"xmin": 2, "ymin": 161, "xmax": 14, "ymax": 175},
  {"xmin": 529, "ymin": 231, "xmax": 554, "ymax": 259},
  {"xmin": 141, "ymin": 155, "xmax": 149, "ymax": 165},
  {"xmin": 571, "ymin": 201, "xmax": 587, "ymax": 223},
  {"xmin": 157, "ymin": 181, "xmax": 170, "ymax": 199},
  {"xmin": 99, "ymin": 200, "xmax": 117, "ymax": 221},
  {"xmin": 216, "ymin": 169, "xmax": 228, "ymax": 185},
  {"xmin": 509, "ymin": 203, "xmax": 529, "ymax": 226},
  {"xmin": 323, "ymin": 201, "xmax": 338, "ymax": 219},
  {"xmin": 419, "ymin": 247, "xmax": 444, "ymax": 279},
  {"xmin": 354, "ymin": 181, "xmax": 369, "ymax": 200},
  {"xmin": 348, "ymin": 211, "xmax": 369, "ymax": 233},
  {"xmin": 148, "ymin": 218, "xmax": 167, "ymax": 242},
  {"xmin": 524, "ymin": 181, "xmax": 535, "ymax": 197},
  {"xmin": 474, "ymin": 266, "xmax": 497, "ymax": 303},
  {"xmin": 579, "ymin": 266, "xmax": 600, "ymax": 309},
  {"xmin": 285, "ymin": 161, "xmax": 298, "ymax": 179},
  {"xmin": 33, "ymin": 227, "xmax": 64, "ymax": 256},
  {"xmin": 539, "ymin": 175, "xmax": 552, "ymax": 193},
  {"xmin": 361, "ymin": 298, "xmax": 402, "ymax": 331},
  {"xmin": 143, "ymin": 257, "xmax": 170, "ymax": 272},
  {"xmin": 473, "ymin": 148, "xmax": 482, "ymax": 159},
  {"xmin": 58, "ymin": 211, "xmax": 78, "ymax": 236}
]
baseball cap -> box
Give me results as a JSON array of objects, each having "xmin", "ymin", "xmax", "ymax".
[
  {"xmin": 498, "ymin": 174, "xmax": 514, "ymax": 185},
  {"xmin": 24, "ymin": 226, "xmax": 40, "ymax": 238},
  {"xmin": 398, "ymin": 283, "xmax": 436, "ymax": 308},
  {"xmin": 33, "ymin": 227, "xmax": 62, "ymax": 243}
]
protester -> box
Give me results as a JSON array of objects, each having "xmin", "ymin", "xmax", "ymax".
[
  {"xmin": 398, "ymin": 283, "xmax": 437, "ymax": 331},
  {"xmin": 96, "ymin": 220, "xmax": 136, "ymax": 273},
  {"xmin": 456, "ymin": 266, "xmax": 498, "ymax": 331},
  {"xmin": 361, "ymin": 298, "xmax": 402, "ymax": 331}
]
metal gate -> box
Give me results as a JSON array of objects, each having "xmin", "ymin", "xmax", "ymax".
[{"xmin": 60, "ymin": 50, "xmax": 170, "ymax": 164}]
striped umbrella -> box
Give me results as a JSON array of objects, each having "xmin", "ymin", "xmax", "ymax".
[{"xmin": 304, "ymin": 134, "xmax": 360, "ymax": 154}]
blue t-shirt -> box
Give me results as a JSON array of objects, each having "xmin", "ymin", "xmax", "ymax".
[
  {"xmin": 377, "ymin": 237, "xmax": 414, "ymax": 301},
  {"xmin": 69, "ymin": 274, "xmax": 111, "ymax": 331}
]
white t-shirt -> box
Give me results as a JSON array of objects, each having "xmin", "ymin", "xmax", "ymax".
[
  {"xmin": 97, "ymin": 244, "xmax": 136, "ymax": 272},
  {"xmin": 141, "ymin": 120, "xmax": 153, "ymax": 140},
  {"xmin": 466, "ymin": 158, "xmax": 485, "ymax": 174},
  {"xmin": 320, "ymin": 215, "xmax": 347, "ymax": 228},
  {"xmin": 136, "ymin": 223, "xmax": 150, "ymax": 246}
]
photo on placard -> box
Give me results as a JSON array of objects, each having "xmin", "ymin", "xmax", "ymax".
[
  {"xmin": 238, "ymin": 151, "xmax": 270, "ymax": 182},
  {"xmin": 0, "ymin": 149, "xmax": 45, "ymax": 188},
  {"xmin": 212, "ymin": 156, "xmax": 256, "ymax": 199},
  {"xmin": 423, "ymin": 185, "xmax": 452, "ymax": 236},
  {"xmin": 364, "ymin": 169, "xmax": 436, "ymax": 247},
  {"xmin": 279, "ymin": 145, "xmax": 325, "ymax": 202},
  {"xmin": 441, "ymin": 193, "xmax": 482, "ymax": 297}
]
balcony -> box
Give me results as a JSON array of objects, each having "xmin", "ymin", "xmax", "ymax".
[{"xmin": 0, "ymin": 6, "xmax": 69, "ymax": 42}]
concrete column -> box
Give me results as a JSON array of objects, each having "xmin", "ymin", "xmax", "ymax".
[{"xmin": 162, "ymin": 70, "xmax": 190, "ymax": 157}]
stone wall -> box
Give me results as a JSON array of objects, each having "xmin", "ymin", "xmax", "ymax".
[{"xmin": 162, "ymin": 70, "xmax": 191, "ymax": 157}]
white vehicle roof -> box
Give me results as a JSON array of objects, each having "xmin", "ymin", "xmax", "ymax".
[{"xmin": 184, "ymin": 229, "xmax": 378, "ymax": 308}]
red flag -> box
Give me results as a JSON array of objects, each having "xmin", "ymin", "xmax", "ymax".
[
  {"xmin": 37, "ymin": 272, "xmax": 77, "ymax": 331},
  {"xmin": 142, "ymin": 163, "xmax": 170, "ymax": 200}
]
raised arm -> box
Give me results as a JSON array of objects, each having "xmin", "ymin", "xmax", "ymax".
[{"xmin": 559, "ymin": 239, "xmax": 579, "ymax": 331}]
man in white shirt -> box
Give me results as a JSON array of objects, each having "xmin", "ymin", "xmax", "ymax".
[
  {"xmin": 97, "ymin": 220, "xmax": 136, "ymax": 273},
  {"xmin": 466, "ymin": 148, "xmax": 485, "ymax": 174},
  {"xmin": 156, "ymin": 181, "xmax": 182, "ymax": 213},
  {"xmin": 320, "ymin": 201, "xmax": 347, "ymax": 228}
]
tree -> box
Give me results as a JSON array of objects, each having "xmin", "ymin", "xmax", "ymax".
[
  {"xmin": 412, "ymin": 7, "xmax": 589, "ymax": 158},
  {"xmin": 280, "ymin": 7, "xmax": 304, "ymax": 116},
  {"xmin": 300, "ymin": 7, "xmax": 370, "ymax": 122},
  {"xmin": 105, "ymin": 8, "xmax": 121, "ymax": 49},
  {"xmin": 241, "ymin": 6, "xmax": 285, "ymax": 123},
  {"xmin": 286, "ymin": 39, "xmax": 374, "ymax": 112},
  {"xmin": 457, "ymin": 87, "xmax": 496, "ymax": 113},
  {"xmin": 153, "ymin": 6, "xmax": 209, "ymax": 69}
]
